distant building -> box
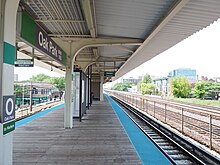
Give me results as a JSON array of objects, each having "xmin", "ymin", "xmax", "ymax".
[
  {"xmin": 213, "ymin": 77, "xmax": 220, "ymax": 83},
  {"xmin": 200, "ymin": 76, "xmax": 208, "ymax": 81},
  {"xmin": 152, "ymin": 77, "xmax": 170, "ymax": 96},
  {"xmin": 152, "ymin": 68, "xmax": 197, "ymax": 97},
  {"xmin": 123, "ymin": 76, "xmax": 143, "ymax": 85},
  {"xmin": 14, "ymin": 81, "xmax": 60, "ymax": 106},
  {"xmin": 168, "ymin": 68, "xmax": 197, "ymax": 83}
]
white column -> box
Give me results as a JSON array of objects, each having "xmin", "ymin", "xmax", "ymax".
[
  {"xmin": 100, "ymin": 73, "xmax": 104, "ymax": 101},
  {"xmin": 64, "ymin": 57, "xmax": 73, "ymax": 128},
  {"xmin": 0, "ymin": 1, "xmax": 19, "ymax": 165}
]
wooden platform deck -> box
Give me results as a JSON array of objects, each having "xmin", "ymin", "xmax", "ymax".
[{"xmin": 13, "ymin": 98, "xmax": 141, "ymax": 165}]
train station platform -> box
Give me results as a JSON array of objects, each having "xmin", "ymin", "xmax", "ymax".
[{"xmin": 13, "ymin": 97, "xmax": 142, "ymax": 165}]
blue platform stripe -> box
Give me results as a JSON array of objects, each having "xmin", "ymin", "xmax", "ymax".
[
  {"xmin": 106, "ymin": 95, "xmax": 171, "ymax": 165},
  {"xmin": 15, "ymin": 103, "xmax": 64, "ymax": 128}
]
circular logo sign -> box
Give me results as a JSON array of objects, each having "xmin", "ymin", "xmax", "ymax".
[{"xmin": 6, "ymin": 98, "xmax": 14, "ymax": 116}]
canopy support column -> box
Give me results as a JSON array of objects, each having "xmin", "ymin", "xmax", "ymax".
[
  {"xmin": 64, "ymin": 56, "xmax": 73, "ymax": 128},
  {"xmin": 100, "ymin": 73, "xmax": 104, "ymax": 101},
  {"xmin": 0, "ymin": 1, "xmax": 19, "ymax": 165}
]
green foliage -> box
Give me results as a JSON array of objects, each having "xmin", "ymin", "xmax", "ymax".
[
  {"xmin": 140, "ymin": 82, "xmax": 156, "ymax": 95},
  {"xmin": 14, "ymin": 84, "xmax": 23, "ymax": 97},
  {"xmin": 171, "ymin": 76, "xmax": 191, "ymax": 98},
  {"xmin": 112, "ymin": 82, "xmax": 132, "ymax": 91},
  {"xmin": 29, "ymin": 74, "xmax": 65, "ymax": 97},
  {"xmin": 139, "ymin": 73, "xmax": 155, "ymax": 95},
  {"xmin": 50, "ymin": 77, "xmax": 65, "ymax": 90},
  {"xmin": 194, "ymin": 81, "xmax": 207, "ymax": 98},
  {"xmin": 142, "ymin": 74, "xmax": 152, "ymax": 84},
  {"xmin": 29, "ymin": 74, "xmax": 65, "ymax": 91},
  {"xmin": 30, "ymin": 74, "xmax": 51, "ymax": 82},
  {"xmin": 137, "ymin": 81, "xmax": 142, "ymax": 92},
  {"xmin": 170, "ymin": 97, "xmax": 220, "ymax": 107},
  {"xmin": 194, "ymin": 81, "xmax": 220, "ymax": 99}
]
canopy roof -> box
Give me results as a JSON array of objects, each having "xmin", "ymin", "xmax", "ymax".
[{"xmin": 17, "ymin": 0, "xmax": 220, "ymax": 81}]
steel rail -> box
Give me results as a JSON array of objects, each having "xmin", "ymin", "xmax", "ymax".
[
  {"xmin": 112, "ymin": 96, "xmax": 220, "ymax": 165},
  {"xmin": 109, "ymin": 90, "xmax": 220, "ymax": 117},
  {"xmin": 108, "ymin": 90, "xmax": 220, "ymax": 152}
]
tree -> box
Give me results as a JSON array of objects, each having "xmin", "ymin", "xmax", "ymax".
[
  {"xmin": 14, "ymin": 84, "xmax": 24, "ymax": 98},
  {"xmin": 194, "ymin": 81, "xmax": 206, "ymax": 98},
  {"xmin": 49, "ymin": 77, "xmax": 65, "ymax": 98},
  {"xmin": 30, "ymin": 74, "xmax": 51, "ymax": 82},
  {"xmin": 50, "ymin": 77, "xmax": 65, "ymax": 90},
  {"xmin": 140, "ymin": 82, "xmax": 155, "ymax": 95},
  {"xmin": 171, "ymin": 76, "xmax": 191, "ymax": 98},
  {"xmin": 194, "ymin": 81, "xmax": 220, "ymax": 99},
  {"xmin": 142, "ymin": 74, "xmax": 152, "ymax": 84},
  {"xmin": 29, "ymin": 74, "xmax": 65, "ymax": 98},
  {"xmin": 112, "ymin": 82, "xmax": 132, "ymax": 91},
  {"xmin": 138, "ymin": 73, "xmax": 155, "ymax": 95}
]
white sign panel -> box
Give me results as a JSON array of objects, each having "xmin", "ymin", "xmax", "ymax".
[{"xmin": 1, "ymin": 95, "xmax": 15, "ymax": 123}]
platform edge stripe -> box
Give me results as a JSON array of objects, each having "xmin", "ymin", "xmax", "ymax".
[
  {"xmin": 106, "ymin": 95, "xmax": 172, "ymax": 165},
  {"xmin": 15, "ymin": 103, "xmax": 64, "ymax": 128}
]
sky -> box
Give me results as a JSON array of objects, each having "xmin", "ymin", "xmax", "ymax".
[
  {"xmin": 14, "ymin": 66, "xmax": 64, "ymax": 81},
  {"xmin": 15, "ymin": 19, "xmax": 220, "ymax": 81},
  {"xmin": 123, "ymin": 19, "xmax": 220, "ymax": 79}
]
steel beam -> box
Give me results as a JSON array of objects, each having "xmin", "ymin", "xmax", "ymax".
[
  {"xmin": 76, "ymin": 59, "xmax": 126, "ymax": 63},
  {"xmin": 17, "ymin": 44, "xmax": 29, "ymax": 51},
  {"xmin": 71, "ymin": 38, "xmax": 142, "ymax": 61},
  {"xmin": 52, "ymin": 37, "xmax": 142, "ymax": 61},
  {"xmin": 114, "ymin": 45, "xmax": 134, "ymax": 53},
  {"xmin": 35, "ymin": 19, "xmax": 85, "ymax": 23},
  {"xmin": 81, "ymin": 0, "xmax": 96, "ymax": 38},
  {"xmin": 48, "ymin": 34, "xmax": 91, "ymax": 37}
]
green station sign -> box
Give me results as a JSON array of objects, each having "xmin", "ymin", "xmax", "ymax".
[
  {"xmin": 3, "ymin": 120, "xmax": 15, "ymax": 135},
  {"xmin": 20, "ymin": 11, "xmax": 67, "ymax": 66},
  {"xmin": 104, "ymin": 71, "xmax": 115, "ymax": 77}
]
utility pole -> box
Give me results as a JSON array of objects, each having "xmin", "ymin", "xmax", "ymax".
[
  {"xmin": 22, "ymin": 83, "xmax": 25, "ymax": 105},
  {"xmin": 30, "ymin": 82, "xmax": 33, "ymax": 112}
]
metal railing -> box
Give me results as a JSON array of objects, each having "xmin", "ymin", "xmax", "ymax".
[
  {"xmin": 108, "ymin": 90, "xmax": 220, "ymax": 154},
  {"xmin": 15, "ymin": 100, "xmax": 62, "ymax": 120}
]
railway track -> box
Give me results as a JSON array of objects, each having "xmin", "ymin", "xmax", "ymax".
[
  {"xmin": 116, "ymin": 92, "xmax": 220, "ymax": 153},
  {"xmin": 111, "ymin": 96, "xmax": 220, "ymax": 165}
]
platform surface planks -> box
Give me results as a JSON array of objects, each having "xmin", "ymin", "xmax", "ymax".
[{"xmin": 13, "ymin": 98, "xmax": 141, "ymax": 165}]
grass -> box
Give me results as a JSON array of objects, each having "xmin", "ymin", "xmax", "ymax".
[{"xmin": 168, "ymin": 97, "xmax": 220, "ymax": 108}]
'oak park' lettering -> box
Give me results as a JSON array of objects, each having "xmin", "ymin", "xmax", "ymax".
[{"xmin": 37, "ymin": 30, "xmax": 62, "ymax": 61}]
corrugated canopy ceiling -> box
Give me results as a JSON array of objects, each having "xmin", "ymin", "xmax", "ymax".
[{"xmin": 17, "ymin": 0, "xmax": 220, "ymax": 81}]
